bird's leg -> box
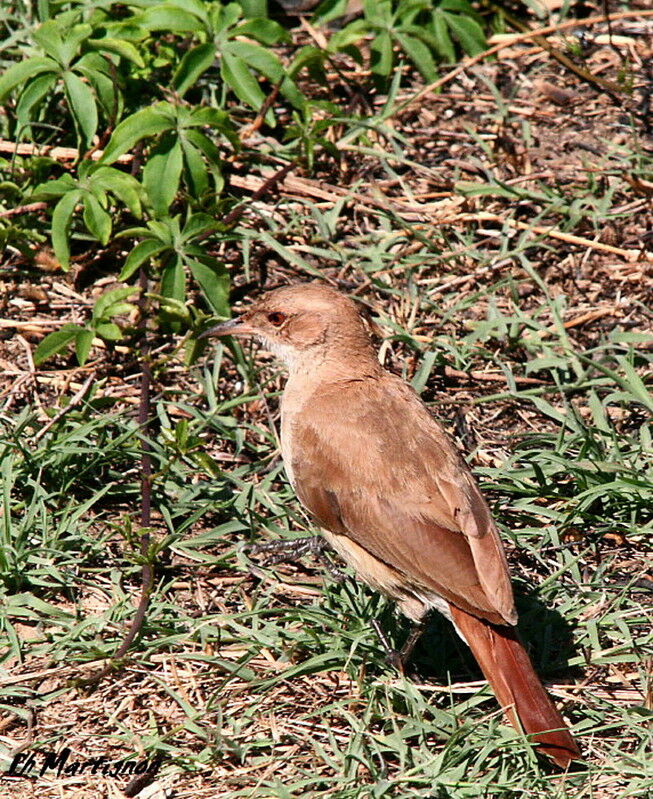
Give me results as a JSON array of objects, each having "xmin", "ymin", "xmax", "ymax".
[
  {"xmin": 371, "ymin": 619, "xmax": 425, "ymax": 674},
  {"xmin": 248, "ymin": 535, "xmax": 346, "ymax": 581}
]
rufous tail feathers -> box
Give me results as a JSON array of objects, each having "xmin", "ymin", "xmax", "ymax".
[{"xmin": 449, "ymin": 605, "xmax": 581, "ymax": 768}]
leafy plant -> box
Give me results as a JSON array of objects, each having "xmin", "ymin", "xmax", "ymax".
[
  {"xmin": 33, "ymin": 286, "xmax": 140, "ymax": 366},
  {"xmin": 132, "ymin": 0, "xmax": 305, "ymax": 118},
  {"xmin": 118, "ymin": 212, "xmax": 230, "ymax": 348},
  {"xmin": 98, "ymin": 101, "xmax": 237, "ymax": 217},
  {"xmin": 31, "ymin": 163, "xmax": 144, "ymax": 268},
  {"xmin": 0, "ymin": 15, "xmax": 143, "ymax": 148},
  {"xmin": 327, "ymin": 0, "xmax": 486, "ymax": 85}
]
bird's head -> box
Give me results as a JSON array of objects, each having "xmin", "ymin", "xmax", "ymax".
[{"xmin": 201, "ymin": 283, "xmax": 378, "ymax": 371}]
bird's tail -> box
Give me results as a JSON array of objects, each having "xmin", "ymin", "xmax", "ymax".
[{"xmin": 449, "ymin": 604, "xmax": 581, "ymax": 768}]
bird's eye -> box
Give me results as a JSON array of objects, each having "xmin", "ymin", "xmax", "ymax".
[{"xmin": 267, "ymin": 312, "xmax": 286, "ymax": 326}]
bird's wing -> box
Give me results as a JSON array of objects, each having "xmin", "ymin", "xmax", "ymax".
[{"xmin": 288, "ymin": 375, "xmax": 517, "ymax": 625}]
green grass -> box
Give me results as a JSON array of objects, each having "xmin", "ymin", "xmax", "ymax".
[{"xmin": 2, "ymin": 266, "xmax": 652, "ymax": 796}]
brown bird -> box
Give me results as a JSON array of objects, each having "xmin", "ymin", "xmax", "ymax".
[{"xmin": 203, "ymin": 282, "xmax": 581, "ymax": 768}]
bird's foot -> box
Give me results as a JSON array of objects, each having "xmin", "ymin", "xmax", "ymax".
[
  {"xmin": 248, "ymin": 535, "xmax": 346, "ymax": 581},
  {"xmin": 371, "ymin": 619, "xmax": 425, "ymax": 675}
]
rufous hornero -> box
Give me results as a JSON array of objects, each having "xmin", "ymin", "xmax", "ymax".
[{"xmin": 202, "ymin": 283, "xmax": 581, "ymax": 768}]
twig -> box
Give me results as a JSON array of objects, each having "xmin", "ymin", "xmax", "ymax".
[
  {"xmin": 239, "ymin": 79, "xmax": 283, "ymax": 142},
  {"xmin": 0, "ymin": 139, "xmax": 132, "ymax": 163},
  {"xmin": 33, "ymin": 371, "xmax": 96, "ymax": 441},
  {"xmin": 221, "ymin": 160, "xmax": 296, "ymax": 229},
  {"xmin": 443, "ymin": 366, "xmax": 546, "ymax": 386},
  {"xmin": 15, "ymin": 334, "xmax": 48, "ymax": 420},
  {"xmin": 494, "ymin": 3, "xmax": 624, "ymax": 104},
  {"xmin": 394, "ymin": 9, "xmax": 653, "ymax": 118},
  {"xmin": 472, "ymin": 213, "xmax": 645, "ymax": 260},
  {"xmin": 81, "ymin": 267, "xmax": 154, "ymax": 685},
  {"xmin": 0, "ymin": 201, "xmax": 48, "ymax": 218}
]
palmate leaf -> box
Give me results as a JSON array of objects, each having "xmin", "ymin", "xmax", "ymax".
[
  {"xmin": 234, "ymin": 17, "xmax": 290, "ymax": 46},
  {"xmin": 161, "ymin": 255, "xmax": 186, "ymax": 302},
  {"xmin": 443, "ymin": 11, "xmax": 485, "ymax": 55},
  {"xmin": 32, "ymin": 19, "xmax": 66, "ymax": 63},
  {"xmin": 138, "ymin": 5, "xmax": 205, "ymax": 33},
  {"xmin": 16, "ymin": 73, "xmax": 58, "ymax": 129},
  {"xmin": 370, "ymin": 30, "xmax": 393, "ymax": 79},
  {"xmin": 91, "ymin": 168, "xmax": 143, "ymax": 218},
  {"xmin": 86, "ymin": 36, "xmax": 145, "ymax": 68},
  {"xmin": 58, "ymin": 23, "xmax": 94, "ymax": 67},
  {"xmin": 75, "ymin": 328, "xmax": 94, "ymax": 366},
  {"xmin": 220, "ymin": 51, "xmax": 268, "ymax": 121},
  {"xmin": 394, "ymin": 31, "xmax": 437, "ymax": 82},
  {"xmin": 181, "ymin": 212, "xmax": 216, "ymax": 240},
  {"xmin": 180, "ymin": 138, "xmax": 208, "ymax": 196},
  {"xmin": 32, "ymin": 173, "xmax": 77, "ymax": 199},
  {"xmin": 92, "ymin": 285, "xmax": 139, "ymax": 320}
]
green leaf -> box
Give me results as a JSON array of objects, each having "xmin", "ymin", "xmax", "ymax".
[
  {"xmin": 288, "ymin": 45, "xmax": 325, "ymax": 80},
  {"xmin": 185, "ymin": 132, "xmax": 224, "ymax": 193},
  {"xmin": 16, "ymin": 73, "xmax": 57, "ymax": 129},
  {"xmin": 173, "ymin": 42, "xmax": 216, "ymax": 96},
  {"xmin": 328, "ymin": 19, "xmax": 369, "ymax": 52},
  {"xmin": 181, "ymin": 138, "xmax": 208, "ymax": 196},
  {"xmin": 187, "ymin": 106, "xmax": 238, "ymax": 148},
  {"xmin": 432, "ymin": 11, "xmax": 455, "ymax": 62},
  {"xmin": 119, "ymin": 239, "xmax": 167, "ymax": 281},
  {"xmin": 186, "ymin": 106, "xmax": 232, "ymax": 128},
  {"xmin": 75, "ymin": 328, "xmax": 94, "ymax": 366},
  {"xmin": 181, "ymin": 212, "xmax": 216, "ymax": 240},
  {"xmin": 94, "ymin": 322, "xmax": 123, "ymax": 341},
  {"xmin": 394, "ymin": 32, "xmax": 437, "ymax": 82},
  {"xmin": 443, "ymin": 11, "xmax": 485, "ymax": 56},
  {"xmin": 82, "ymin": 192, "xmax": 111, "ymax": 244},
  {"xmin": 75, "ymin": 57, "xmax": 119, "ymax": 121},
  {"xmin": 100, "ymin": 105, "xmax": 174, "ymax": 165},
  {"xmin": 58, "ymin": 23, "xmax": 93, "ymax": 67},
  {"xmin": 161, "ymin": 256, "xmax": 186, "ymax": 302},
  {"xmin": 0, "ymin": 57, "xmax": 59, "ymax": 100},
  {"xmin": 238, "ymin": 0, "xmax": 268, "ymax": 16},
  {"xmin": 234, "ymin": 18, "xmax": 289, "ymax": 45},
  {"xmin": 63, "ymin": 70, "xmax": 98, "ymax": 147},
  {"xmin": 370, "ymin": 30, "xmax": 393, "ymax": 78},
  {"xmin": 221, "ymin": 51, "xmax": 266, "ymax": 118},
  {"xmin": 87, "ymin": 36, "xmax": 145, "ymax": 67},
  {"xmin": 33, "ymin": 323, "xmax": 82, "ymax": 365},
  {"xmin": 185, "ymin": 127, "xmax": 223, "ymax": 164},
  {"xmin": 93, "ymin": 286, "xmax": 140, "ymax": 320},
  {"xmin": 32, "ymin": 19, "xmax": 65, "ymax": 62},
  {"xmin": 139, "ymin": 5, "xmax": 205, "ymax": 32},
  {"xmin": 188, "ymin": 258, "xmax": 229, "ymax": 316},
  {"xmin": 91, "ymin": 167, "xmax": 143, "ymax": 218},
  {"xmin": 143, "ymin": 134, "xmax": 183, "ymax": 217},
  {"xmin": 51, "ymin": 189, "xmax": 82, "ymax": 270},
  {"xmin": 226, "ymin": 40, "xmax": 283, "ymax": 81},
  {"xmin": 32, "ymin": 173, "xmax": 77, "ymax": 199}
]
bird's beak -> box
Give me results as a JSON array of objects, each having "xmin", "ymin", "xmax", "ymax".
[{"xmin": 199, "ymin": 316, "xmax": 255, "ymax": 340}]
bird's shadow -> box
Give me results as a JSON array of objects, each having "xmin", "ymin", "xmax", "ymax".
[{"xmin": 386, "ymin": 586, "xmax": 582, "ymax": 684}]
